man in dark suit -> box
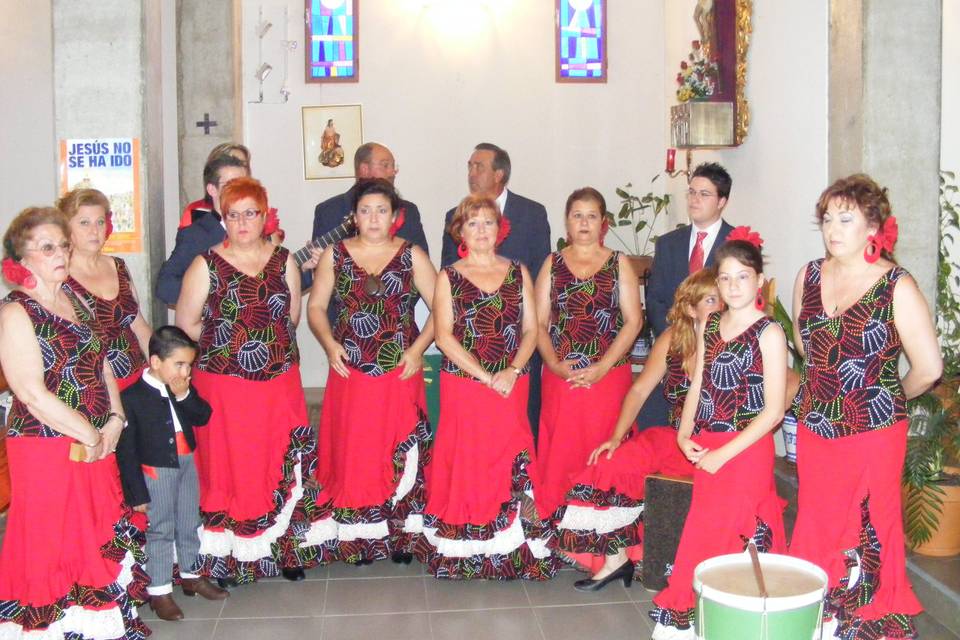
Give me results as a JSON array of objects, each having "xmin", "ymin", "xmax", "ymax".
[
  {"xmin": 302, "ymin": 142, "xmax": 428, "ymax": 291},
  {"xmin": 440, "ymin": 142, "xmax": 551, "ymax": 436},
  {"xmin": 156, "ymin": 154, "xmax": 249, "ymax": 306},
  {"xmin": 641, "ymin": 162, "xmax": 734, "ymax": 428}
]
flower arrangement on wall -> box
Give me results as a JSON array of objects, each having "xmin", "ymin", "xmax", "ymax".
[{"xmin": 675, "ymin": 40, "xmax": 719, "ymax": 102}]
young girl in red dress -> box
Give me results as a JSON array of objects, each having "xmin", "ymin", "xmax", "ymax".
[
  {"xmin": 650, "ymin": 228, "xmax": 788, "ymax": 640},
  {"xmin": 553, "ymin": 268, "xmax": 721, "ymax": 589}
]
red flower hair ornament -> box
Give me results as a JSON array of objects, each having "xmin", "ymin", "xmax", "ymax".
[
  {"xmin": 104, "ymin": 209, "xmax": 113, "ymax": 240},
  {"xmin": 727, "ymin": 225, "xmax": 764, "ymax": 249},
  {"xmin": 864, "ymin": 216, "xmax": 898, "ymax": 263},
  {"xmin": 2, "ymin": 258, "xmax": 36, "ymax": 289},
  {"xmin": 389, "ymin": 207, "xmax": 406, "ymax": 237},
  {"xmin": 261, "ymin": 207, "xmax": 284, "ymax": 242}
]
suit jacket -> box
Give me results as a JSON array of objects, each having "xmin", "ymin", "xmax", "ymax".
[
  {"xmin": 302, "ymin": 185, "xmax": 429, "ymax": 291},
  {"xmin": 440, "ymin": 190, "xmax": 551, "ymax": 279},
  {"xmin": 115, "ymin": 377, "xmax": 213, "ymax": 507},
  {"xmin": 156, "ymin": 209, "xmax": 225, "ymax": 305},
  {"xmin": 646, "ymin": 219, "xmax": 734, "ymax": 336}
]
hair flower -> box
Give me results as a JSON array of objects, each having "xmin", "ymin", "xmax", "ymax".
[
  {"xmin": 727, "ymin": 225, "xmax": 764, "ymax": 249},
  {"xmin": 262, "ymin": 207, "xmax": 281, "ymax": 237},
  {"xmin": 2, "ymin": 258, "xmax": 36, "ymax": 289},
  {"xmin": 104, "ymin": 209, "xmax": 114, "ymax": 240},
  {"xmin": 389, "ymin": 207, "xmax": 406, "ymax": 237},
  {"xmin": 877, "ymin": 216, "xmax": 898, "ymax": 253},
  {"xmin": 496, "ymin": 216, "xmax": 512, "ymax": 246}
]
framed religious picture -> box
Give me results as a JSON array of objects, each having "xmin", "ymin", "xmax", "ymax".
[
  {"xmin": 555, "ymin": 0, "xmax": 607, "ymax": 82},
  {"xmin": 302, "ymin": 104, "xmax": 363, "ymax": 180},
  {"xmin": 305, "ymin": 0, "xmax": 359, "ymax": 83}
]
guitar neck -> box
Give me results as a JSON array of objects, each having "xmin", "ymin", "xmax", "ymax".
[{"xmin": 294, "ymin": 220, "xmax": 353, "ymax": 267}]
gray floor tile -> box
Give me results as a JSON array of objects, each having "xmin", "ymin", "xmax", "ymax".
[
  {"xmin": 534, "ymin": 602, "xmax": 651, "ymax": 640},
  {"xmin": 625, "ymin": 582, "xmax": 657, "ymax": 604},
  {"xmin": 425, "ymin": 577, "xmax": 529, "ymax": 611},
  {"xmin": 144, "ymin": 619, "xmax": 217, "ymax": 640},
  {"xmin": 523, "ymin": 573, "xmax": 632, "ymax": 607},
  {"xmin": 220, "ymin": 580, "xmax": 327, "ymax": 618},
  {"xmin": 323, "ymin": 576, "xmax": 428, "ymax": 615},
  {"xmin": 915, "ymin": 612, "xmax": 960, "ymax": 640},
  {"xmin": 323, "ymin": 612, "xmax": 432, "ymax": 640},
  {"xmin": 139, "ymin": 591, "xmax": 226, "ymax": 621},
  {"xmin": 214, "ymin": 617, "xmax": 325, "ymax": 640},
  {"xmin": 430, "ymin": 607, "xmax": 543, "ymax": 640},
  {"xmin": 327, "ymin": 558, "xmax": 426, "ymax": 579}
]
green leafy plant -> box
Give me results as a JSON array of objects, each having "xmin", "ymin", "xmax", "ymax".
[
  {"xmin": 773, "ymin": 296, "xmax": 803, "ymax": 373},
  {"xmin": 558, "ymin": 175, "xmax": 671, "ymax": 254},
  {"xmin": 937, "ymin": 171, "xmax": 960, "ymax": 377}
]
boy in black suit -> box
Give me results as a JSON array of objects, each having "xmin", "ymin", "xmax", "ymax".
[{"xmin": 116, "ymin": 326, "xmax": 229, "ymax": 621}]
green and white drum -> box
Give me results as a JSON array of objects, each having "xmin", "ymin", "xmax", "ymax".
[{"xmin": 693, "ymin": 553, "xmax": 828, "ymax": 640}]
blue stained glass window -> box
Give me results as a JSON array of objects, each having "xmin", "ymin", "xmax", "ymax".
[
  {"xmin": 306, "ymin": 0, "xmax": 357, "ymax": 82},
  {"xmin": 557, "ymin": 0, "xmax": 606, "ymax": 81}
]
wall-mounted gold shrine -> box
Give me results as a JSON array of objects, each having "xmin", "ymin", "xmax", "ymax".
[{"xmin": 670, "ymin": 0, "xmax": 752, "ymax": 148}]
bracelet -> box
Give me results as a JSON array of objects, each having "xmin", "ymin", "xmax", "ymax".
[
  {"xmin": 85, "ymin": 432, "xmax": 102, "ymax": 448},
  {"xmin": 511, "ymin": 366, "xmax": 523, "ymax": 376},
  {"xmin": 107, "ymin": 411, "xmax": 126, "ymax": 425}
]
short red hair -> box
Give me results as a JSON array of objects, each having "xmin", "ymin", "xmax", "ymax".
[{"xmin": 219, "ymin": 176, "xmax": 268, "ymax": 216}]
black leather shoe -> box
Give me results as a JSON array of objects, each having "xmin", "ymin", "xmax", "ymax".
[
  {"xmin": 281, "ymin": 567, "xmax": 306, "ymax": 581},
  {"xmin": 216, "ymin": 577, "xmax": 238, "ymax": 589},
  {"xmin": 573, "ymin": 560, "xmax": 634, "ymax": 592},
  {"xmin": 391, "ymin": 551, "xmax": 414, "ymax": 565}
]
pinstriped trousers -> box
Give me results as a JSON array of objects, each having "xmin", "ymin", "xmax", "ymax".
[{"xmin": 143, "ymin": 453, "xmax": 202, "ymax": 594}]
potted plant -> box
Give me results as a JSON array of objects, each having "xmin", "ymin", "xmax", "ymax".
[{"xmin": 901, "ymin": 170, "xmax": 960, "ymax": 556}]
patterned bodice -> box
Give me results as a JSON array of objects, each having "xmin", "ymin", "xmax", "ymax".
[
  {"xmin": 197, "ymin": 246, "xmax": 298, "ymax": 380},
  {"xmin": 5, "ymin": 290, "xmax": 110, "ymax": 438},
  {"xmin": 66, "ymin": 256, "xmax": 147, "ymax": 381},
  {"xmin": 548, "ymin": 250, "xmax": 626, "ymax": 369},
  {"xmin": 793, "ymin": 259, "xmax": 907, "ymax": 438},
  {"xmin": 663, "ymin": 353, "xmax": 692, "ymax": 430},
  {"xmin": 441, "ymin": 261, "xmax": 529, "ymax": 378},
  {"xmin": 332, "ymin": 241, "xmax": 419, "ymax": 376},
  {"xmin": 694, "ymin": 312, "xmax": 773, "ymax": 434}
]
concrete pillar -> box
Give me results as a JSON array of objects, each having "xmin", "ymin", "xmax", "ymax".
[
  {"xmin": 52, "ymin": 0, "xmax": 167, "ymax": 324},
  {"xmin": 176, "ymin": 0, "xmax": 242, "ymax": 206},
  {"xmin": 828, "ymin": 0, "xmax": 942, "ymax": 305}
]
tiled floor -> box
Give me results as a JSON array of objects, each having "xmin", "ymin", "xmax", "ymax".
[{"xmin": 141, "ymin": 560, "xmax": 960, "ymax": 640}]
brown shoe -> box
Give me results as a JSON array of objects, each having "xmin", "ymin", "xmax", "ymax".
[
  {"xmin": 181, "ymin": 576, "xmax": 230, "ymax": 600},
  {"xmin": 149, "ymin": 594, "xmax": 184, "ymax": 621}
]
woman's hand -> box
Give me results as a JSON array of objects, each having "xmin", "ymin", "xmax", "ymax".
[
  {"xmin": 489, "ymin": 369, "xmax": 519, "ymax": 397},
  {"xmin": 398, "ymin": 349, "xmax": 423, "ymax": 380},
  {"xmin": 84, "ymin": 438, "xmax": 106, "ymax": 463},
  {"xmin": 99, "ymin": 417, "xmax": 124, "ymax": 459},
  {"xmin": 678, "ymin": 435, "xmax": 707, "ymax": 464},
  {"xmin": 132, "ymin": 503, "xmax": 149, "ymax": 514},
  {"xmin": 569, "ymin": 362, "xmax": 610, "ymax": 389},
  {"xmin": 549, "ymin": 357, "xmax": 578, "ymax": 380},
  {"xmin": 587, "ymin": 437, "xmax": 623, "ymax": 465},
  {"xmin": 324, "ymin": 342, "xmax": 351, "ymax": 378},
  {"xmin": 695, "ymin": 450, "xmax": 728, "ymax": 474}
]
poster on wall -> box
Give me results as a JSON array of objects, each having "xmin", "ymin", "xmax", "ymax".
[
  {"xmin": 59, "ymin": 138, "xmax": 142, "ymax": 253},
  {"xmin": 302, "ymin": 105, "xmax": 363, "ymax": 180}
]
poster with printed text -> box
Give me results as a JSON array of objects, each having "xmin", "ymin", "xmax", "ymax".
[{"xmin": 59, "ymin": 138, "xmax": 143, "ymax": 253}]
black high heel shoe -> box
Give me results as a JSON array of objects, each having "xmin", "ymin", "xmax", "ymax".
[
  {"xmin": 281, "ymin": 567, "xmax": 306, "ymax": 582},
  {"xmin": 573, "ymin": 560, "xmax": 634, "ymax": 592},
  {"xmin": 391, "ymin": 551, "xmax": 414, "ymax": 565}
]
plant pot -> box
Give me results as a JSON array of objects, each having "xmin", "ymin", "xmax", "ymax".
[
  {"xmin": 781, "ymin": 412, "xmax": 798, "ymax": 463},
  {"xmin": 905, "ymin": 466, "xmax": 960, "ymax": 557}
]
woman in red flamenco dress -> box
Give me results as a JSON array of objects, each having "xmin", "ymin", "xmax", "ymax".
[
  {"xmin": 553, "ymin": 268, "xmax": 721, "ymax": 590},
  {"xmin": 789, "ymin": 175, "xmax": 942, "ymax": 640},
  {"xmin": 0, "ymin": 206, "xmax": 150, "ymax": 638},
  {"xmin": 649, "ymin": 229, "xmax": 788, "ymax": 640},
  {"xmin": 415, "ymin": 195, "xmax": 557, "ymax": 580},
  {"xmin": 176, "ymin": 177, "xmax": 320, "ymax": 584},
  {"xmin": 60, "ymin": 188, "xmax": 151, "ymax": 392},
  {"xmin": 306, "ymin": 178, "xmax": 436, "ymax": 565},
  {"xmin": 532, "ymin": 187, "xmax": 642, "ymax": 524}
]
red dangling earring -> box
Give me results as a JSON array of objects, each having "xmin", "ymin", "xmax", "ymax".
[
  {"xmin": 457, "ymin": 242, "xmax": 468, "ymax": 259},
  {"xmin": 863, "ymin": 235, "xmax": 880, "ymax": 263},
  {"xmin": 222, "ymin": 238, "xmax": 231, "ymax": 249},
  {"xmin": 755, "ymin": 291, "xmax": 765, "ymax": 311}
]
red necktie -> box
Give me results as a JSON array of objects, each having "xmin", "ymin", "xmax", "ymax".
[{"xmin": 689, "ymin": 231, "xmax": 707, "ymax": 274}]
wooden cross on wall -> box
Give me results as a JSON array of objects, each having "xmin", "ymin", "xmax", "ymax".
[{"xmin": 196, "ymin": 112, "xmax": 218, "ymax": 135}]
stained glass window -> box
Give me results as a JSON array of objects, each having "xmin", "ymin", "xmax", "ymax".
[
  {"xmin": 305, "ymin": 0, "xmax": 358, "ymax": 82},
  {"xmin": 556, "ymin": 0, "xmax": 606, "ymax": 82}
]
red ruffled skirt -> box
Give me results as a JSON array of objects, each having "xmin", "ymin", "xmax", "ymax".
[
  {"xmin": 790, "ymin": 419, "xmax": 921, "ymax": 639},
  {"xmin": 536, "ymin": 363, "xmax": 632, "ymax": 519},
  {"xmin": 305, "ymin": 367, "xmax": 431, "ymax": 562},
  {"xmin": 414, "ymin": 372, "xmax": 558, "ymax": 580},
  {"xmin": 0, "ymin": 437, "xmax": 150, "ymax": 638},
  {"xmin": 192, "ymin": 365, "xmax": 321, "ymax": 582},
  {"xmin": 650, "ymin": 431, "xmax": 786, "ymax": 630},
  {"xmin": 555, "ymin": 426, "xmax": 692, "ymax": 573}
]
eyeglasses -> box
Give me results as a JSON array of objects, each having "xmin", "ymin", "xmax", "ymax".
[
  {"xmin": 687, "ymin": 189, "xmax": 718, "ymax": 200},
  {"xmin": 225, "ymin": 208, "xmax": 261, "ymax": 221},
  {"xmin": 26, "ymin": 240, "xmax": 71, "ymax": 257}
]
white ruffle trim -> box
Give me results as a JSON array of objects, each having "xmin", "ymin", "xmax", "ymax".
[
  {"xmin": 557, "ymin": 504, "xmax": 643, "ymax": 534},
  {"xmin": 198, "ymin": 457, "xmax": 305, "ymax": 562},
  {"xmin": 0, "ymin": 552, "xmax": 139, "ymax": 640},
  {"xmin": 423, "ymin": 506, "xmax": 551, "ymax": 559},
  {"xmin": 404, "ymin": 513, "xmax": 424, "ymax": 534},
  {"xmin": 301, "ymin": 438, "xmax": 421, "ymax": 546}
]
